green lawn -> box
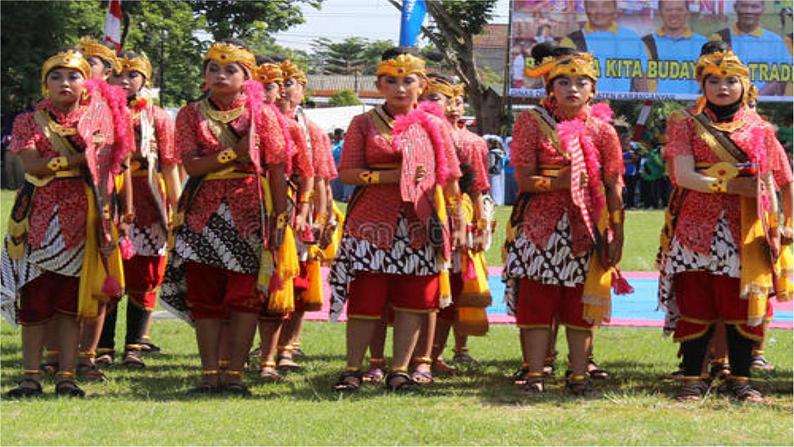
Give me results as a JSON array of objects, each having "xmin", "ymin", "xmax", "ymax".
[{"xmin": 0, "ymin": 191, "xmax": 791, "ymax": 445}]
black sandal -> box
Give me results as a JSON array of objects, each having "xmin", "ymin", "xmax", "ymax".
[
  {"xmin": 188, "ymin": 370, "xmax": 222, "ymax": 395},
  {"xmin": 77, "ymin": 363, "xmax": 107, "ymax": 382},
  {"xmin": 521, "ymin": 372, "xmax": 545, "ymax": 394},
  {"xmin": 122, "ymin": 350, "xmax": 146, "ymax": 369},
  {"xmin": 566, "ymin": 374, "xmax": 600, "ymax": 397},
  {"xmin": 223, "ymin": 382, "xmax": 252, "ymax": 397},
  {"xmin": 55, "ymin": 377, "xmax": 86, "ymax": 398},
  {"xmin": 676, "ymin": 377, "xmax": 711, "ymax": 402},
  {"xmin": 385, "ymin": 371, "xmax": 418, "ymax": 392},
  {"xmin": 140, "ymin": 338, "xmax": 162, "ymax": 354},
  {"xmin": 6, "ymin": 378, "xmax": 44, "ymax": 398},
  {"xmin": 723, "ymin": 377, "xmax": 764, "ymax": 403},
  {"xmin": 587, "ymin": 358, "xmax": 609, "ymax": 380},
  {"xmin": 513, "ymin": 365, "xmax": 530, "ymax": 386},
  {"xmin": 333, "ymin": 370, "xmax": 363, "ymax": 392}
]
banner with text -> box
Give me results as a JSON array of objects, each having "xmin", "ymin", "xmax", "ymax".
[{"xmin": 509, "ymin": 0, "xmax": 793, "ymax": 102}]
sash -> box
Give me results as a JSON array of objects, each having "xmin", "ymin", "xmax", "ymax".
[
  {"xmin": 135, "ymin": 106, "xmax": 169, "ymax": 229},
  {"xmin": 526, "ymin": 105, "xmax": 567, "ymax": 159}
]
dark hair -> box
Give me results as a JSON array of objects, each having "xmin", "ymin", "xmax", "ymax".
[
  {"xmin": 530, "ymin": 42, "xmax": 576, "ymax": 65},
  {"xmin": 119, "ymin": 50, "xmax": 142, "ymax": 60},
  {"xmin": 270, "ymin": 55, "xmax": 288, "ymax": 63},
  {"xmin": 93, "ymin": 40, "xmax": 117, "ymax": 69},
  {"xmin": 426, "ymin": 72, "xmax": 454, "ymax": 84},
  {"xmin": 255, "ymin": 54, "xmax": 276, "ymax": 65},
  {"xmin": 333, "ymin": 128, "xmax": 344, "ymax": 137},
  {"xmin": 381, "ymin": 46, "xmax": 419, "ymax": 61},
  {"xmin": 700, "ymin": 40, "xmax": 731, "ymax": 56},
  {"xmin": 658, "ymin": 0, "xmax": 690, "ymax": 10}
]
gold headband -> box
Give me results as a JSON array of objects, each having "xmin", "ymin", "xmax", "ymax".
[
  {"xmin": 119, "ymin": 54, "xmax": 153, "ymax": 85},
  {"xmin": 695, "ymin": 50, "xmax": 756, "ymax": 110},
  {"xmin": 76, "ymin": 37, "xmax": 121, "ymax": 73},
  {"xmin": 426, "ymin": 77, "xmax": 457, "ymax": 98},
  {"xmin": 204, "ymin": 42, "xmax": 256, "ymax": 73},
  {"xmin": 41, "ymin": 50, "xmax": 92, "ymax": 96},
  {"xmin": 280, "ymin": 60, "xmax": 307, "ymax": 85},
  {"xmin": 254, "ymin": 63, "xmax": 284, "ymax": 85},
  {"xmin": 525, "ymin": 52, "xmax": 598, "ymax": 85},
  {"xmin": 376, "ymin": 54, "xmax": 426, "ymax": 78},
  {"xmin": 453, "ymin": 83, "xmax": 465, "ymax": 98}
]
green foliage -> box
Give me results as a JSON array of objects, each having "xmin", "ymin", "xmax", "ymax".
[
  {"xmin": 424, "ymin": 0, "xmax": 497, "ymax": 52},
  {"xmin": 189, "ymin": 0, "xmax": 322, "ymax": 41},
  {"xmin": 328, "ymin": 89, "xmax": 362, "ymax": 107},
  {"xmin": 309, "ymin": 37, "xmax": 395, "ymax": 75},
  {"xmin": 1, "ymin": 1, "xmax": 104, "ymax": 111}
]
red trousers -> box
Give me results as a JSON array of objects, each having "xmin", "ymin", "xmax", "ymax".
[
  {"xmin": 185, "ymin": 262, "xmax": 262, "ymax": 320},
  {"xmin": 123, "ymin": 255, "xmax": 166, "ymax": 310},
  {"xmin": 673, "ymin": 271, "xmax": 765, "ymax": 342},
  {"xmin": 515, "ymin": 278, "xmax": 593, "ymax": 330},
  {"xmin": 347, "ymin": 272, "xmax": 439, "ymax": 319},
  {"xmin": 19, "ymin": 272, "xmax": 79, "ymax": 325}
]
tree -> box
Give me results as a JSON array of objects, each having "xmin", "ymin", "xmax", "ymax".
[
  {"xmin": 2, "ymin": 1, "xmax": 104, "ymax": 112},
  {"xmin": 386, "ymin": 0, "xmax": 502, "ymax": 134},
  {"xmin": 328, "ymin": 89, "xmax": 362, "ymax": 106},
  {"xmin": 309, "ymin": 37, "xmax": 396, "ymax": 75},
  {"xmin": 190, "ymin": 0, "xmax": 324, "ymax": 41}
]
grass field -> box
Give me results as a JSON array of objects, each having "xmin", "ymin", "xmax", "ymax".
[{"xmin": 0, "ymin": 190, "xmax": 792, "ymax": 445}]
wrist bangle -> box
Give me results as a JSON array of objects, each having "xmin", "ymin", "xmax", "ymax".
[
  {"xmin": 121, "ymin": 212, "xmax": 135, "ymax": 224},
  {"xmin": 445, "ymin": 194, "xmax": 461, "ymax": 208},
  {"xmin": 534, "ymin": 177, "xmax": 551, "ymax": 192},
  {"xmin": 709, "ymin": 178, "xmax": 728, "ymax": 193},
  {"xmin": 275, "ymin": 211, "xmax": 288, "ymax": 230},
  {"xmin": 47, "ymin": 156, "xmax": 69, "ymax": 172},
  {"xmin": 609, "ymin": 209, "xmax": 624, "ymax": 225},
  {"xmin": 314, "ymin": 212, "xmax": 328, "ymax": 226},
  {"xmin": 359, "ymin": 171, "xmax": 380, "ymax": 185},
  {"xmin": 785, "ymin": 217, "xmax": 793, "ymax": 228},
  {"xmin": 216, "ymin": 148, "xmax": 238, "ymax": 164},
  {"xmin": 298, "ymin": 191, "xmax": 313, "ymax": 204}
]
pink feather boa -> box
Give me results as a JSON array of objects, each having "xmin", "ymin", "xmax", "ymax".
[
  {"xmin": 391, "ymin": 101, "xmax": 451, "ymax": 185},
  {"xmin": 84, "ymin": 79, "xmax": 133, "ymax": 177},
  {"xmin": 556, "ymin": 103, "xmax": 612, "ymax": 218}
]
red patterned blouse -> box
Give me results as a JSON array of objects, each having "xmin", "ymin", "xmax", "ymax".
[
  {"xmin": 510, "ymin": 103, "xmax": 623, "ymax": 256},
  {"xmin": 663, "ymin": 105, "xmax": 793, "ymax": 255},
  {"xmin": 175, "ymin": 94, "xmax": 286, "ymax": 235},
  {"xmin": 285, "ymin": 118, "xmax": 314, "ymax": 179},
  {"xmin": 452, "ymin": 124, "xmax": 490, "ymax": 193},
  {"xmin": 307, "ymin": 119, "xmax": 338, "ymax": 180},
  {"xmin": 339, "ymin": 110, "xmax": 461, "ymax": 249},
  {"xmin": 11, "ymin": 100, "xmax": 90, "ymax": 250}
]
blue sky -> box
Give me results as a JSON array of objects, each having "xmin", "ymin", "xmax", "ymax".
[{"xmin": 274, "ymin": 0, "xmax": 510, "ymax": 51}]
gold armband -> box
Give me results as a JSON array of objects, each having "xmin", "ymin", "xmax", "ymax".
[
  {"xmin": 445, "ymin": 194, "xmax": 461, "ymax": 208},
  {"xmin": 275, "ymin": 211, "xmax": 288, "ymax": 230},
  {"xmin": 298, "ymin": 190, "xmax": 313, "ymax": 204},
  {"xmin": 708, "ymin": 177, "xmax": 728, "ymax": 194},
  {"xmin": 609, "ymin": 209, "xmax": 624, "ymax": 225},
  {"xmin": 216, "ymin": 148, "xmax": 238, "ymax": 164},
  {"xmin": 359, "ymin": 171, "xmax": 380, "ymax": 185},
  {"xmin": 533, "ymin": 177, "xmax": 551, "ymax": 192},
  {"xmin": 47, "ymin": 156, "xmax": 69, "ymax": 172}
]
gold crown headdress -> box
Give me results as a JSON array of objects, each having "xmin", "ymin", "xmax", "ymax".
[
  {"xmin": 376, "ymin": 54, "xmax": 426, "ymax": 78},
  {"xmin": 524, "ymin": 52, "xmax": 598, "ymax": 86},
  {"xmin": 254, "ymin": 63, "xmax": 284, "ymax": 85},
  {"xmin": 119, "ymin": 53, "xmax": 153, "ymax": 86},
  {"xmin": 425, "ymin": 76, "xmax": 458, "ymax": 98},
  {"xmin": 204, "ymin": 42, "xmax": 256, "ymax": 73},
  {"xmin": 452, "ymin": 83, "xmax": 465, "ymax": 98},
  {"xmin": 41, "ymin": 49, "xmax": 92, "ymax": 96},
  {"xmin": 280, "ymin": 60, "xmax": 307, "ymax": 85},
  {"xmin": 76, "ymin": 36, "xmax": 121, "ymax": 73},
  {"xmin": 694, "ymin": 50, "xmax": 757, "ymax": 111}
]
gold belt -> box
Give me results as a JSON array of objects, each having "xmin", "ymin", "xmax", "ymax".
[
  {"xmin": 25, "ymin": 169, "xmax": 82, "ymax": 187},
  {"xmin": 538, "ymin": 164, "xmax": 564, "ymax": 178},
  {"xmin": 368, "ymin": 163, "xmax": 400, "ymax": 170},
  {"xmin": 695, "ymin": 162, "xmax": 755, "ymax": 178},
  {"xmin": 205, "ymin": 166, "xmax": 256, "ymax": 181}
]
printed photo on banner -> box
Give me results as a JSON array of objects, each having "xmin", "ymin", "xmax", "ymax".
[{"xmin": 509, "ymin": 0, "xmax": 793, "ymax": 101}]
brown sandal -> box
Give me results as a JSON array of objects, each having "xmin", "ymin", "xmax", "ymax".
[
  {"xmin": 55, "ymin": 372, "xmax": 85, "ymax": 398},
  {"xmin": 362, "ymin": 358, "xmax": 386, "ymax": 383},
  {"xmin": 566, "ymin": 374, "xmax": 600, "ymax": 397},
  {"xmin": 333, "ymin": 370, "xmax": 363, "ymax": 392},
  {"xmin": 259, "ymin": 362, "xmax": 283, "ymax": 382}
]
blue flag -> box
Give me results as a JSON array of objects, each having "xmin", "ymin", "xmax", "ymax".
[{"xmin": 399, "ymin": 0, "xmax": 426, "ymax": 47}]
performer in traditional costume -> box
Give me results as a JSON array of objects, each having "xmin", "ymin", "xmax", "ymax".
[
  {"xmin": 159, "ymin": 40, "xmax": 288, "ymax": 395},
  {"xmin": 416, "ymin": 74, "xmax": 493, "ymax": 381},
  {"xmin": 275, "ymin": 59, "xmax": 339, "ymax": 369},
  {"xmin": 329, "ymin": 47, "xmax": 465, "ymax": 392},
  {"xmin": 2, "ymin": 49, "xmax": 128, "ymax": 397},
  {"xmin": 250, "ymin": 55, "xmax": 313, "ymax": 382},
  {"xmin": 503, "ymin": 42, "xmax": 627, "ymax": 395},
  {"xmin": 97, "ymin": 51, "xmax": 181, "ymax": 368},
  {"xmin": 657, "ymin": 41, "xmax": 792, "ymax": 402}
]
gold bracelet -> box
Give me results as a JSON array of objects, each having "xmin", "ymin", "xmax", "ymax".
[
  {"xmin": 445, "ymin": 194, "xmax": 461, "ymax": 208},
  {"xmin": 609, "ymin": 209, "xmax": 624, "ymax": 225},
  {"xmin": 359, "ymin": 171, "xmax": 380, "ymax": 185},
  {"xmin": 708, "ymin": 178, "xmax": 727, "ymax": 193},
  {"xmin": 216, "ymin": 148, "xmax": 238, "ymax": 164},
  {"xmin": 298, "ymin": 190, "xmax": 313, "ymax": 204},
  {"xmin": 533, "ymin": 177, "xmax": 551, "ymax": 192},
  {"xmin": 275, "ymin": 211, "xmax": 288, "ymax": 230},
  {"xmin": 121, "ymin": 212, "xmax": 135, "ymax": 224},
  {"xmin": 314, "ymin": 211, "xmax": 329, "ymax": 226},
  {"xmin": 46, "ymin": 156, "xmax": 69, "ymax": 172},
  {"xmin": 785, "ymin": 216, "xmax": 793, "ymax": 228}
]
